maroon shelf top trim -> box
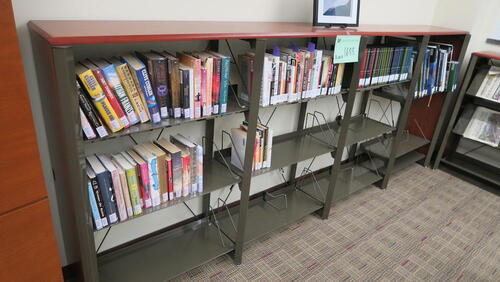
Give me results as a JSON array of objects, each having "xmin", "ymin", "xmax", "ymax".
[
  {"xmin": 473, "ymin": 51, "xmax": 500, "ymax": 61},
  {"xmin": 28, "ymin": 20, "xmax": 469, "ymax": 46}
]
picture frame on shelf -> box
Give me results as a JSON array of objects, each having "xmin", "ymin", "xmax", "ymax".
[{"xmin": 313, "ymin": 0, "xmax": 360, "ymax": 28}]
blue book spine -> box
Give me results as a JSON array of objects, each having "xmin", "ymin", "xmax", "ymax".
[
  {"xmin": 137, "ymin": 67, "xmax": 161, "ymax": 123},
  {"xmin": 88, "ymin": 181, "xmax": 103, "ymax": 230},
  {"xmin": 149, "ymin": 158, "xmax": 161, "ymax": 207},
  {"xmin": 219, "ymin": 56, "xmax": 230, "ymax": 114}
]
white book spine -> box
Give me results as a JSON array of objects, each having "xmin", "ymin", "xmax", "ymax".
[{"xmin": 80, "ymin": 108, "xmax": 96, "ymax": 140}]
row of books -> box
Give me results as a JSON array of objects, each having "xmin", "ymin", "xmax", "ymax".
[
  {"xmin": 358, "ymin": 46, "xmax": 415, "ymax": 88},
  {"xmin": 76, "ymin": 50, "xmax": 231, "ymax": 140},
  {"xmin": 474, "ymin": 65, "xmax": 500, "ymax": 102},
  {"xmin": 238, "ymin": 43, "xmax": 346, "ymax": 107},
  {"xmin": 415, "ymin": 43, "xmax": 459, "ymax": 98},
  {"xmin": 86, "ymin": 134, "xmax": 203, "ymax": 230},
  {"xmin": 230, "ymin": 122, "xmax": 273, "ymax": 171}
]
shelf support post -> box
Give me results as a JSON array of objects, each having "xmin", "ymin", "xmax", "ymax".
[
  {"xmin": 424, "ymin": 34, "xmax": 470, "ymax": 167},
  {"xmin": 433, "ymin": 44, "xmax": 477, "ymax": 169},
  {"xmin": 288, "ymin": 102, "xmax": 309, "ymax": 184},
  {"xmin": 380, "ymin": 35, "xmax": 430, "ymax": 189},
  {"xmin": 319, "ymin": 36, "xmax": 369, "ymax": 219},
  {"xmin": 232, "ymin": 38, "xmax": 267, "ymax": 265}
]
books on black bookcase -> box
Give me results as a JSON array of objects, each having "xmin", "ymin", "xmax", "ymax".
[
  {"xmin": 85, "ymin": 134, "xmax": 203, "ymax": 230},
  {"xmin": 358, "ymin": 46, "xmax": 415, "ymax": 88},
  {"xmin": 238, "ymin": 43, "xmax": 346, "ymax": 107},
  {"xmin": 415, "ymin": 43, "xmax": 459, "ymax": 98},
  {"xmin": 76, "ymin": 51, "xmax": 231, "ymax": 140},
  {"xmin": 230, "ymin": 122, "xmax": 273, "ymax": 171}
]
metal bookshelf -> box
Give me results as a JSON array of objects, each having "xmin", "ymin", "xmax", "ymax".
[
  {"xmin": 433, "ymin": 51, "xmax": 500, "ymax": 187},
  {"xmin": 28, "ymin": 21, "xmax": 469, "ymax": 281}
]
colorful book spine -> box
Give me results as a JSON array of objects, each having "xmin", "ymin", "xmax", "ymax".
[
  {"xmin": 76, "ymin": 82, "xmax": 108, "ymax": 138},
  {"xmin": 114, "ymin": 63, "xmax": 150, "ymax": 123},
  {"xmin": 92, "ymin": 68, "xmax": 130, "ymax": 128},
  {"xmin": 115, "ymin": 163, "xmax": 133, "ymax": 217},
  {"xmin": 121, "ymin": 56, "xmax": 161, "ymax": 123},
  {"xmin": 201, "ymin": 68, "xmax": 208, "ymax": 116},
  {"xmin": 137, "ymin": 161, "xmax": 152, "ymax": 209},
  {"xmin": 109, "ymin": 165, "xmax": 128, "ymax": 221},
  {"xmin": 196, "ymin": 145, "xmax": 203, "ymax": 193},
  {"xmin": 181, "ymin": 153, "xmax": 190, "ymax": 197},
  {"xmin": 166, "ymin": 157, "xmax": 174, "ymax": 200},
  {"xmin": 100, "ymin": 64, "xmax": 139, "ymax": 125},
  {"xmin": 212, "ymin": 56, "xmax": 221, "ymax": 114},
  {"xmin": 87, "ymin": 180, "xmax": 103, "ymax": 230},
  {"xmin": 219, "ymin": 55, "xmax": 230, "ymax": 114},
  {"xmin": 149, "ymin": 57, "xmax": 170, "ymax": 118},
  {"xmin": 89, "ymin": 175, "xmax": 108, "ymax": 227},
  {"xmin": 124, "ymin": 168, "xmax": 142, "ymax": 215},
  {"xmin": 80, "ymin": 108, "xmax": 96, "ymax": 140},
  {"xmin": 77, "ymin": 70, "xmax": 123, "ymax": 133},
  {"xmin": 148, "ymin": 157, "xmax": 161, "ymax": 207}
]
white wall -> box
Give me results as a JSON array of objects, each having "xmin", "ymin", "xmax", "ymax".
[
  {"xmin": 432, "ymin": 0, "xmax": 500, "ymax": 66},
  {"xmin": 11, "ymin": 0, "xmax": 444, "ymax": 266}
]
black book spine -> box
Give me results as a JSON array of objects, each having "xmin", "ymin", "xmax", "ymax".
[
  {"xmin": 180, "ymin": 69, "xmax": 190, "ymax": 118},
  {"xmin": 96, "ymin": 171, "xmax": 118, "ymax": 224},
  {"xmin": 76, "ymin": 80, "xmax": 103, "ymax": 130}
]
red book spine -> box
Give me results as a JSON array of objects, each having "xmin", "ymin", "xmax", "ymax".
[
  {"xmin": 166, "ymin": 158, "xmax": 173, "ymax": 200},
  {"xmin": 366, "ymin": 49, "xmax": 378, "ymax": 86},
  {"xmin": 358, "ymin": 49, "xmax": 369, "ymax": 88},
  {"xmin": 92, "ymin": 68, "xmax": 130, "ymax": 128},
  {"xmin": 138, "ymin": 163, "xmax": 152, "ymax": 208},
  {"xmin": 212, "ymin": 57, "xmax": 221, "ymax": 114}
]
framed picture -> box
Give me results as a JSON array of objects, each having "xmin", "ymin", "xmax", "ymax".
[{"xmin": 313, "ymin": 0, "xmax": 360, "ymax": 27}]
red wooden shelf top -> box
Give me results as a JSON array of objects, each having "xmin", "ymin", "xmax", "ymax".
[
  {"xmin": 473, "ymin": 51, "xmax": 500, "ymax": 61},
  {"xmin": 28, "ymin": 20, "xmax": 469, "ymax": 46}
]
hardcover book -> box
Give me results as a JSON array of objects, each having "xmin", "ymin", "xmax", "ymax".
[
  {"xmin": 97, "ymin": 154, "xmax": 128, "ymax": 221},
  {"xmin": 76, "ymin": 81, "xmax": 108, "ymax": 138},
  {"xmin": 82, "ymin": 59, "xmax": 130, "ymax": 128},
  {"xmin": 76, "ymin": 64, "xmax": 123, "ymax": 133},
  {"xmin": 86, "ymin": 167, "xmax": 108, "ymax": 228},
  {"xmin": 121, "ymin": 54, "xmax": 161, "ymax": 123},
  {"xmin": 108, "ymin": 57, "xmax": 150, "ymax": 123},
  {"xmin": 133, "ymin": 144, "xmax": 161, "ymax": 207},
  {"xmin": 114, "ymin": 153, "xmax": 143, "ymax": 215},
  {"xmin": 86, "ymin": 155, "xmax": 118, "ymax": 224},
  {"xmin": 92, "ymin": 58, "xmax": 139, "ymax": 125},
  {"xmin": 136, "ymin": 52, "xmax": 170, "ymax": 118},
  {"xmin": 143, "ymin": 142, "xmax": 169, "ymax": 203},
  {"xmin": 155, "ymin": 139, "xmax": 183, "ymax": 198},
  {"xmin": 124, "ymin": 150, "xmax": 152, "ymax": 209}
]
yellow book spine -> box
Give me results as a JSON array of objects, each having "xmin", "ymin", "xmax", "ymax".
[
  {"xmin": 335, "ymin": 63, "xmax": 345, "ymax": 88},
  {"xmin": 125, "ymin": 168, "xmax": 143, "ymax": 215},
  {"xmin": 78, "ymin": 69, "xmax": 123, "ymax": 132},
  {"xmin": 115, "ymin": 64, "xmax": 150, "ymax": 123}
]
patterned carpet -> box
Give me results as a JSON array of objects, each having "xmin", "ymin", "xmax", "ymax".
[{"xmin": 174, "ymin": 164, "xmax": 500, "ymax": 281}]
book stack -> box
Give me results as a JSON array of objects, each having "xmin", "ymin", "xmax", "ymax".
[
  {"xmin": 76, "ymin": 51, "xmax": 231, "ymax": 140},
  {"xmin": 238, "ymin": 43, "xmax": 345, "ymax": 107},
  {"xmin": 358, "ymin": 46, "xmax": 415, "ymax": 88},
  {"xmin": 415, "ymin": 43, "xmax": 459, "ymax": 98},
  {"xmin": 86, "ymin": 134, "xmax": 203, "ymax": 230},
  {"xmin": 474, "ymin": 66, "xmax": 500, "ymax": 102},
  {"xmin": 230, "ymin": 122, "xmax": 273, "ymax": 171}
]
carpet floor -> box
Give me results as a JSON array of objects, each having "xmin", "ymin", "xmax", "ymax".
[{"xmin": 174, "ymin": 164, "xmax": 500, "ymax": 281}]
